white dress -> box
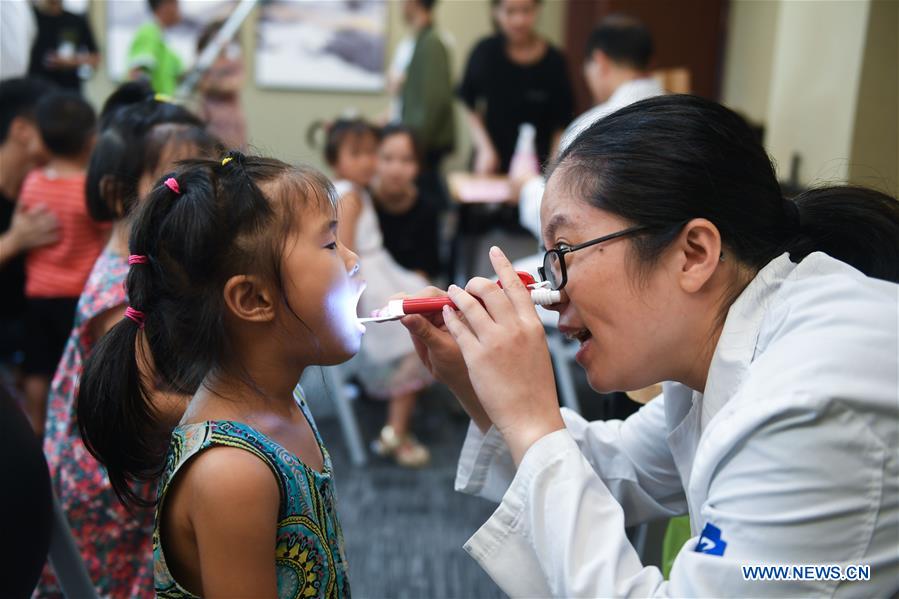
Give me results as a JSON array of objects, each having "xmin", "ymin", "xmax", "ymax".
[{"xmin": 334, "ymin": 180, "xmax": 431, "ymax": 395}]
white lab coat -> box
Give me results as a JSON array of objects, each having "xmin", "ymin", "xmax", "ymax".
[{"xmin": 456, "ymin": 252, "xmax": 899, "ymax": 597}]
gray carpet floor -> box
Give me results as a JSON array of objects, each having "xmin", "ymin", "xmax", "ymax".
[{"xmin": 308, "ymin": 378, "xmax": 505, "ymax": 599}]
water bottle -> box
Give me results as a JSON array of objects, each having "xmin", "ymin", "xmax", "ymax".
[{"xmin": 509, "ymin": 123, "xmax": 538, "ymax": 179}]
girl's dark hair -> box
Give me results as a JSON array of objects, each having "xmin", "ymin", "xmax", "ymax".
[
  {"xmin": 308, "ymin": 117, "xmax": 379, "ymax": 166},
  {"xmin": 77, "ymin": 152, "xmax": 336, "ymax": 507},
  {"xmin": 98, "ymin": 80, "xmax": 154, "ymax": 131},
  {"xmin": 86, "ymin": 96, "xmax": 218, "ymax": 222},
  {"xmin": 379, "ymin": 123, "xmax": 422, "ymax": 166},
  {"xmin": 555, "ymin": 94, "xmax": 899, "ymax": 284}
]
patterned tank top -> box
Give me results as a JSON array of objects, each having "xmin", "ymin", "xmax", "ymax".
[{"xmin": 153, "ymin": 387, "xmax": 351, "ymax": 598}]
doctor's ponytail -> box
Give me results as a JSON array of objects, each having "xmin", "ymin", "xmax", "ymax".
[
  {"xmin": 784, "ymin": 186, "xmax": 899, "ymax": 282},
  {"xmin": 555, "ymin": 94, "xmax": 899, "ymax": 283}
]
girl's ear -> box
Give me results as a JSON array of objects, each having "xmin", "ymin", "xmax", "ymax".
[
  {"xmin": 222, "ymin": 274, "xmax": 276, "ymax": 323},
  {"xmin": 99, "ymin": 174, "xmax": 125, "ymax": 218}
]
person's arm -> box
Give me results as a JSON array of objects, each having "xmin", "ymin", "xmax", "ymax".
[
  {"xmin": 0, "ymin": 203, "xmax": 59, "ymax": 268},
  {"xmin": 455, "ymin": 388, "xmax": 687, "ymax": 522},
  {"xmin": 457, "ymin": 40, "xmax": 499, "ymax": 175},
  {"xmin": 464, "ymin": 110, "xmax": 499, "ymax": 175},
  {"xmin": 400, "ymin": 299, "xmax": 490, "ymax": 432},
  {"xmin": 182, "ymin": 447, "xmax": 280, "ymax": 597},
  {"xmin": 469, "ymin": 401, "xmax": 888, "ymax": 597},
  {"xmin": 336, "ymin": 189, "xmax": 362, "ymax": 254}
]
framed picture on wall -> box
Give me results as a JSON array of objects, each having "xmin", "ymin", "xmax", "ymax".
[
  {"xmin": 106, "ymin": 0, "xmax": 236, "ymax": 82},
  {"xmin": 255, "ymin": 0, "xmax": 387, "ymax": 92}
]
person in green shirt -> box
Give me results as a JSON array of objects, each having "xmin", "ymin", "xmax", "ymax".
[
  {"xmin": 127, "ymin": 0, "xmax": 183, "ymax": 96},
  {"xmin": 399, "ymin": 0, "xmax": 455, "ymax": 208}
]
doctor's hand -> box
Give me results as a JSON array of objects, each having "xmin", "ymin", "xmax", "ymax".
[
  {"xmin": 399, "ymin": 288, "xmax": 491, "ymax": 432},
  {"xmin": 443, "ymin": 247, "xmax": 565, "ymax": 465}
]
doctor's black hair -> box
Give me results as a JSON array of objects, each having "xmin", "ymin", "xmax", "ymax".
[
  {"xmin": 553, "ymin": 94, "xmax": 899, "ymax": 284},
  {"xmin": 77, "ymin": 153, "xmax": 336, "ymax": 508}
]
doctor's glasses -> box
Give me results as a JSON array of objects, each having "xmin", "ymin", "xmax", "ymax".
[{"xmin": 538, "ymin": 225, "xmax": 651, "ymax": 291}]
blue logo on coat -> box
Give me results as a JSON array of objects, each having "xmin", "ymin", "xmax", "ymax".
[{"xmin": 695, "ymin": 522, "xmax": 727, "ymax": 556}]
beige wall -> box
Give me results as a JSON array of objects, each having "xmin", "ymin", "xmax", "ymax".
[
  {"xmin": 765, "ymin": 0, "xmax": 870, "ymax": 186},
  {"xmin": 721, "ymin": 0, "xmax": 780, "ymax": 125},
  {"xmin": 723, "ymin": 0, "xmax": 897, "ymax": 194},
  {"xmin": 849, "ymin": 0, "xmax": 898, "ymax": 194},
  {"xmin": 84, "ymin": 0, "xmax": 566, "ymax": 174}
]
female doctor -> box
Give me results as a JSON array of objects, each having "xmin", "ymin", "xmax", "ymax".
[{"xmin": 401, "ymin": 95, "xmax": 899, "ymax": 596}]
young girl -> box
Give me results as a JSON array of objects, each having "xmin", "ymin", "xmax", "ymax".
[
  {"xmin": 78, "ymin": 153, "xmax": 363, "ymax": 597},
  {"xmin": 324, "ymin": 118, "xmax": 432, "ymax": 467},
  {"xmin": 38, "ymin": 90, "xmax": 218, "ymax": 598},
  {"xmin": 371, "ymin": 124, "xmax": 441, "ymax": 280}
]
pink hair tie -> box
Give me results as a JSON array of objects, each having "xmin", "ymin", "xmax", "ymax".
[
  {"xmin": 164, "ymin": 177, "xmax": 181, "ymax": 194},
  {"xmin": 128, "ymin": 254, "xmax": 148, "ymax": 265},
  {"xmin": 124, "ymin": 306, "xmax": 146, "ymax": 329}
]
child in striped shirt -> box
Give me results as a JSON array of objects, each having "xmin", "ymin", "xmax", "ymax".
[{"xmin": 19, "ymin": 91, "xmax": 108, "ymax": 436}]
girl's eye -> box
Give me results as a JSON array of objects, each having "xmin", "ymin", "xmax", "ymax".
[{"xmin": 324, "ymin": 241, "xmax": 338, "ymax": 250}]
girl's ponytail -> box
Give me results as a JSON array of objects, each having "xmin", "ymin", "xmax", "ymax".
[
  {"xmin": 77, "ymin": 315, "xmax": 159, "ymax": 508},
  {"xmin": 78, "ymin": 172, "xmax": 190, "ymax": 509},
  {"xmin": 786, "ymin": 186, "xmax": 899, "ymax": 283}
]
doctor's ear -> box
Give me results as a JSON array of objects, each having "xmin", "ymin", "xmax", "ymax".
[{"xmin": 674, "ymin": 218, "xmax": 723, "ymax": 293}]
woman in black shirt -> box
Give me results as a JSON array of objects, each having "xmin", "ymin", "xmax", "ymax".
[
  {"xmin": 28, "ymin": 0, "xmax": 99, "ymax": 93},
  {"xmin": 458, "ymin": 0, "xmax": 574, "ymax": 174},
  {"xmin": 372, "ymin": 125, "xmax": 442, "ymax": 279}
]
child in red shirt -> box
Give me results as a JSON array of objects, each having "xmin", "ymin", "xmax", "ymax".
[{"xmin": 19, "ymin": 91, "xmax": 107, "ymax": 435}]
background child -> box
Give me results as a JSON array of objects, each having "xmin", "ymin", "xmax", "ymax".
[
  {"xmin": 37, "ymin": 88, "xmax": 218, "ymax": 599},
  {"xmin": 371, "ymin": 124, "xmax": 442, "ymax": 281},
  {"xmin": 325, "ymin": 118, "xmax": 433, "ymax": 468},
  {"xmin": 19, "ymin": 91, "xmax": 106, "ymax": 436},
  {"xmin": 78, "ymin": 153, "xmax": 362, "ymax": 597}
]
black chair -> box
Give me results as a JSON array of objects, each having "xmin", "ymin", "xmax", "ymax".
[{"xmin": 0, "ymin": 384, "xmax": 97, "ymax": 598}]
